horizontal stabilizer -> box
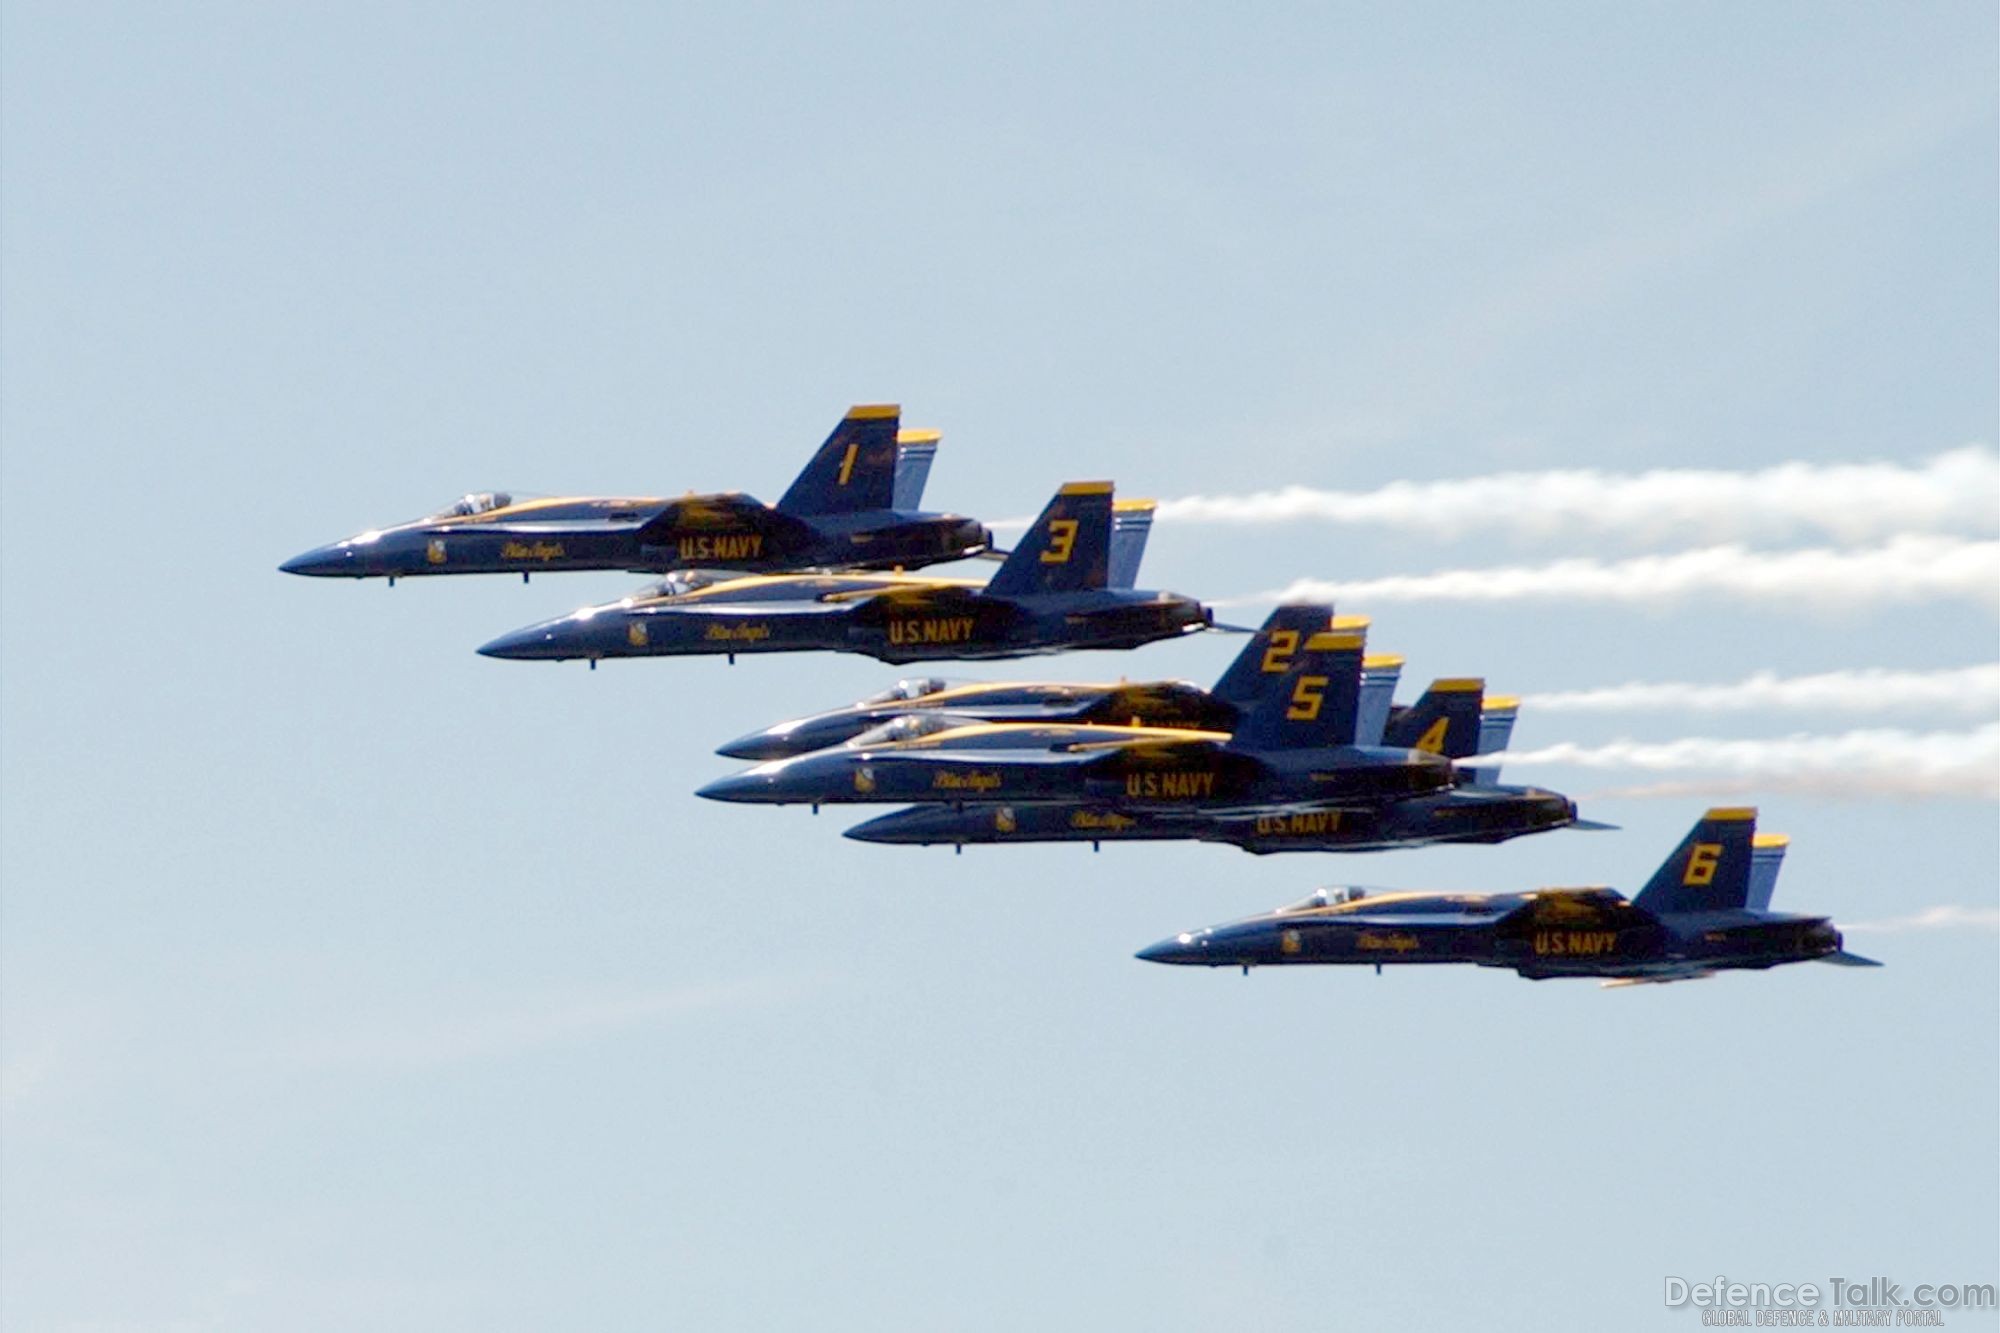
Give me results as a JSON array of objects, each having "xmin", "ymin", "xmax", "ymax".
[
  {"xmin": 1816, "ymin": 950, "xmax": 1884, "ymax": 968},
  {"xmin": 1569, "ymin": 818, "xmax": 1621, "ymax": 831}
]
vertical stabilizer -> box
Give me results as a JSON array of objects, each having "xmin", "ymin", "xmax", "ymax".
[
  {"xmin": 1356, "ymin": 655, "xmax": 1405, "ymax": 747},
  {"xmin": 1107, "ymin": 500, "xmax": 1156, "ymax": 590},
  {"xmin": 1461, "ymin": 697, "xmax": 1520, "ymax": 788},
  {"xmin": 892, "ymin": 428, "xmax": 940, "ymax": 510},
  {"xmin": 1382, "ymin": 679, "xmax": 1486, "ymax": 759},
  {"xmin": 983, "ymin": 482, "xmax": 1115, "ymax": 596},
  {"xmin": 1211, "ymin": 604, "xmax": 1336, "ymax": 707},
  {"xmin": 1745, "ymin": 833, "xmax": 1789, "ymax": 911},
  {"xmin": 1632, "ymin": 808, "xmax": 1761, "ymax": 915},
  {"xmin": 776, "ymin": 405, "xmax": 903, "ymax": 515},
  {"xmin": 1228, "ymin": 624, "xmax": 1367, "ymax": 750}
]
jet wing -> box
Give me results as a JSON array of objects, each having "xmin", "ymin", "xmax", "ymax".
[
  {"xmin": 946, "ymin": 701, "xmax": 1106, "ymax": 721},
  {"xmin": 860, "ymin": 745, "xmax": 1104, "ymax": 768},
  {"xmin": 1599, "ymin": 970, "xmax": 1718, "ymax": 988},
  {"xmin": 462, "ymin": 516, "xmax": 661, "ymax": 535},
  {"xmin": 1064, "ymin": 736, "xmax": 1224, "ymax": 760},
  {"xmin": 638, "ymin": 598, "xmax": 851, "ymax": 617},
  {"xmin": 630, "ymin": 494, "xmax": 818, "ymax": 550}
]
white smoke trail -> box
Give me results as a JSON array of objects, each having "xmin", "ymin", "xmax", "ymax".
[
  {"xmin": 1227, "ymin": 536, "xmax": 2000, "ymax": 611},
  {"xmin": 1529, "ymin": 665, "xmax": 2000, "ymax": 715},
  {"xmin": 1841, "ymin": 905, "xmax": 2000, "ymax": 934},
  {"xmin": 1154, "ymin": 446, "xmax": 2000, "ymax": 543},
  {"xmin": 1488, "ymin": 723, "xmax": 2000, "ymax": 800}
]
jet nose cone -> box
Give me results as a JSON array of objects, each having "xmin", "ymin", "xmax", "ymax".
[
  {"xmin": 279, "ymin": 543, "xmax": 353, "ymax": 577},
  {"xmin": 714, "ymin": 729, "xmax": 797, "ymax": 761},
  {"xmin": 715, "ymin": 716, "xmax": 859, "ymax": 760},
  {"xmin": 842, "ymin": 807, "xmax": 949, "ymax": 844},
  {"xmin": 477, "ymin": 620, "xmax": 574, "ymax": 660},
  {"xmin": 695, "ymin": 760, "xmax": 815, "ymax": 804},
  {"xmin": 1135, "ymin": 932, "xmax": 1207, "ymax": 965}
]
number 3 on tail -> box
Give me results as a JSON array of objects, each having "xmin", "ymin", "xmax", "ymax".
[{"xmin": 1041, "ymin": 518, "xmax": 1079, "ymax": 563}]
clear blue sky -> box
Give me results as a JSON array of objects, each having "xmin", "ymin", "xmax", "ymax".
[{"xmin": 3, "ymin": 4, "xmax": 1994, "ymax": 1330}]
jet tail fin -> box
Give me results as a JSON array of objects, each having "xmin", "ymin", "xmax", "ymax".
[
  {"xmin": 983, "ymin": 482, "xmax": 1115, "ymax": 596},
  {"xmin": 775, "ymin": 405, "xmax": 903, "ymax": 516},
  {"xmin": 1460, "ymin": 696, "xmax": 1520, "ymax": 788},
  {"xmin": 1107, "ymin": 500, "xmax": 1156, "ymax": 590},
  {"xmin": 1631, "ymin": 807, "xmax": 1762, "ymax": 915},
  {"xmin": 892, "ymin": 428, "xmax": 940, "ymax": 511},
  {"xmin": 1228, "ymin": 622, "xmax": 1367, "ymax": 751},
  {"xmin": 1745, "ymin": 832, "xmax": 1789, "ymax": 911},
  {"xmin": 1355, "ymin": 654, "xmax": 1405, "ymax": 747},
  {"xmin": 1210, "ymin": 604, "xmax": 1336, "ymax": 707},
  {"xmin": 1382, "ymin": 679, "xmax": 1486, "ymax": 760}
]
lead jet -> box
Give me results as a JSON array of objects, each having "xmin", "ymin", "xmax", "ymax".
[
  {"xmin": 714, "ymin": 601, "xmax": 1345, "ymax": 760},
  {"xmin": 695, "ymin": 625, "xmax": 1457, "ymax": 812},
  {"xmin": 1137, "ymin": 807, "xmax": 1881, "ymax": 984},
  {"xmin": 477, "ymin": 480, "xmax": 1213, "ymax": 665},
  {"xmin": 278, "ymin": 405, "xmax": 989, "ymax": 582},
  {"xmin": 841, "ymin": 688, "xmax": 1589, "ymax": 853}
]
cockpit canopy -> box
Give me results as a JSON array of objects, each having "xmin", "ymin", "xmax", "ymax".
[
  {"xmin": 861, "ymin": 677, "xmax": 950, "ymax": 706},
  {"xmin": 846, "ymin": 713, "xmax": 972, "ymax": 748},
  {"xmin": 1285, "ymin": 886, "xmax": 1368, "ymax": 912},
  {"xmin": 428, "ymin": 491, "xmax": 512, "ymax": 520},
  {"xmin": 631, "ymin": 570, "xmax": 726, "ymax": 600}
]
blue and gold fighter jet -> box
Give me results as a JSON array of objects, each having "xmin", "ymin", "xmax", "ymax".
[
  {"xmin": 279, "ymin": 405, "xmax": 989, "ymax": 582},
  {"xmin": 477, "ymin": 481, "xmax": 1213, "ymax": 665},
  {"xmin": 696, "ymin": 624, "xmax": 1457, "ymax": 812},
  {"xmin": 714, "ymin": 602, "xmax": 1343, "ymax": 760},
  {"xmin": 1137, "ymin": 808, "xmax": 1882, "ymax": 984}
]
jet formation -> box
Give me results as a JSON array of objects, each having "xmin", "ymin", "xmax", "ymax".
[{"xmin": 282, "ymin": 402, "xmax": 1882, "ymax": 987}]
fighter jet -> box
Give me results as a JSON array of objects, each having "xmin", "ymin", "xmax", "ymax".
[
  {"xmin": 278, "ymin": 405, "xmax": 989, "ymax": 582},
  {"xmin": 713, "ymin": 601, "xmax": 1344, "ymax": 760},
  {"xmin": 841, "ymin": 691, "xmax": 1589, "ymax": 853},
  {"xmin": 696, "ymin": 625, "xmax": 1457, "ymax": 812},
  {"xmin": 1136, "ymin": 807, "xmax": 1882, "ymax": 984},
  {"xmin": 477, "ymin": 481, "xmax": 1212, "ymax": 665}
]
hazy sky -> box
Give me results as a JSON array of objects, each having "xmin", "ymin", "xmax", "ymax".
[{"xmin": 3, "ymin": 4, "xmax": 1995, "ymax": 1330}]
